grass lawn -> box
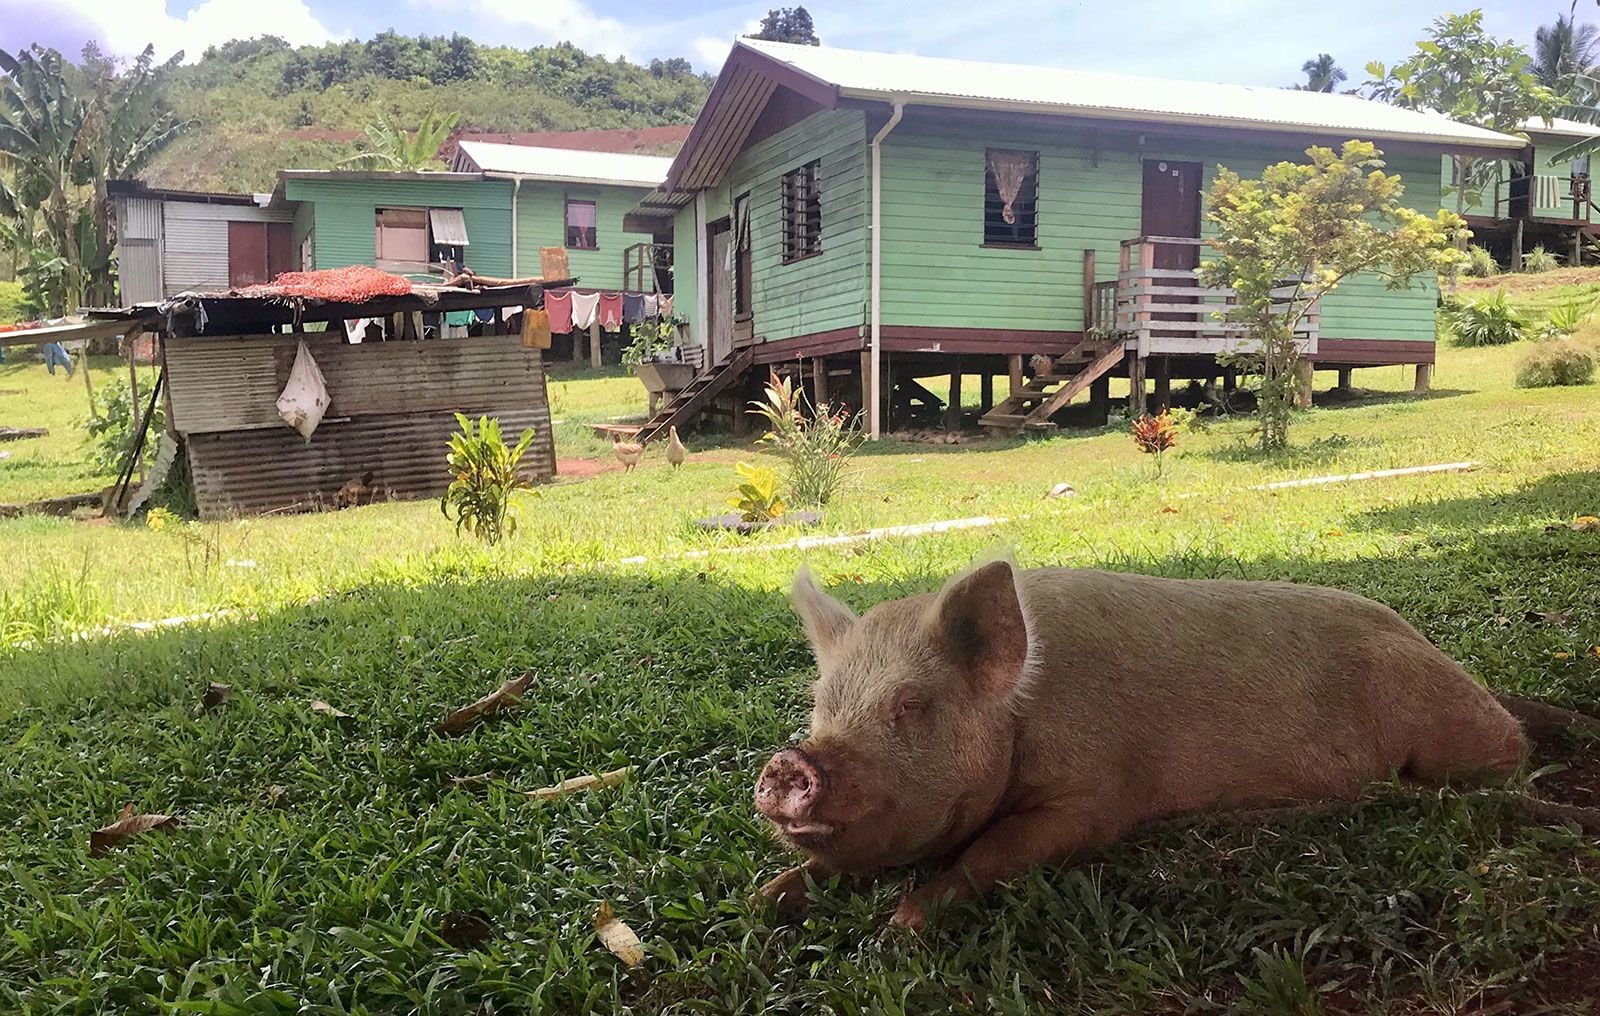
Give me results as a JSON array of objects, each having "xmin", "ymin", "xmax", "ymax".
[
  {"xmin": 2, "ymin": 279, "xmax": 1600, "ymax": 1011},
  {"xmin": 0, "ymin": 353, "xmax": 150, "ymax": 505}
]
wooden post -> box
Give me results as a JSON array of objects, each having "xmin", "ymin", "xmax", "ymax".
[
  {"xmin": 1414, "ymin": 362, "xmax": 1434, "ymax": 393},
  {"xmin": 589, "ymin": 319, "xmax": 602, "ymax": 368},
  {"xmin": 1008, "ymin": 354, "xmax": 1024, "ymax": 397},
  {"xmin": 860, "ymin": 349, "xmax": 874, "ymax": 421},
  {"xmin": 1081, "ymin": 248, "xmax": 1097, "ymax": 332},
  {"xmin": 1294, "ymin": 360, "xmax": 1315, "ymax": 408},
  {"xmin": 946, "ymin": 361, "xmax": 963, "ymax": 430},
  {"xmin": 1128, "ymin": 355, "xmax": 1146, "ymax": 416},
  {"xmin": 1511, "ymin": 218, "xmax": 1524, "ymax": 272},
  {"xmin": 1574, "ymin": 228, "xmax": 1583, "ymax": 267},
  {"xmin": 1223, "ymin": 367, "xmax": 1237, "ymax": 393},
  {"xmin": 1336, "ymin": 367, "xmax": 1352, "ymax": 391},
  {"xmin": 979, "ymin": 373, "xmax": 994, "ymax": 412},
  {"xmin": 1090, "ymin": 375, "xmax": 1110, "ymax": 423},
  {"xmin": 811, "ymin": 357, "xmax": 829, "ymax": 408},
  {"xmin": 1152, "ymin": 356, "xmax": 1170, "ymax": 411},
  {"xmin": 126, "ymin": 332, "xmax": 143, "ymax": 484}
]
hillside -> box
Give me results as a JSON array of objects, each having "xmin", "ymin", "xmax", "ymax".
[{"xmin": 142, "ymin": 34, "xmax": 710, "ymax": 193}]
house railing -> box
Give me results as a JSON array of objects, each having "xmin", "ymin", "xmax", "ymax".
[
  {"xmin": 623, "ymin": 242, "xmax": 673, "ymax": 293},
  {"xmin": 1113, "ymin": 236, "xmax": 1318, "ymax": 356},
  {"xmin": 1490, "ymin": 174, "xmax": 1592, "ymax": 221}
]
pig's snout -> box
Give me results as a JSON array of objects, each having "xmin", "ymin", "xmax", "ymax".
[{"xmin": 755, "ymin": 747, "xmax": 827, "ymax": 833}]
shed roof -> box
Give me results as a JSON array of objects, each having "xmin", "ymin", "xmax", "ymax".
[
  {"xmin": 452, "ymin": 141, "xmax": 673, "ymax": 187},
  {"xmin": 668, "ymin": 39, "xmax": 1530, "ymax": 190}
]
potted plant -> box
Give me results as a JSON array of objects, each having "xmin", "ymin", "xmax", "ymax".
[{"xmin": 624, "ymin": 320, "xmax": 695, "ymax": 416}]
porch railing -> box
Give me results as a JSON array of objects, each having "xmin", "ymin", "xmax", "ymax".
[
  {"xmin": 1114, "ymin": 236, "xmax": 1318, "ymax": 356},
  {"xmin": 623, "ymin": 242, "xmax": 674, "ymax": 293}
]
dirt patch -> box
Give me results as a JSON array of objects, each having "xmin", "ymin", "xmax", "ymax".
[
  {"xmin": 1460, "ymin": 266, "xmax": 1600, "ymax": 294},
  {"xmin": 1533, "ymin": 742, "xmax": 1600, "ymax": 810},
  {"xmin": 555, "ymin": 457, "xmax": 618, "ymax": 479}
]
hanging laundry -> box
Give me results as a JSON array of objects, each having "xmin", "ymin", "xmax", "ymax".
[
  {"xmin": 622, "ymin": 293, "xmax": 645, "ymax": 325},
  {"xmin": 642, "ymin": 293, "xmax": 659, "ymax": 319},
  {"xmin": 521, "ymin": 308, "xmax": 552, "ymax": 350},
  {"xmin": 660, "ymin": 295, "xmax": 674, "ymax": 319},
  {"xmin": 474, "ymin": 307, "xmax": 498, "ymax": 324},
  {"xmin": 570, "ymin": 291, "xmax": 601, "ymax": 330},
  {"xmin": 598, "ymin": 292, "xmax": 624, "ymax": 330},
  {"xmin": 343, "ymin": 318, "xmax": 373, "ymax": 343},
  {"xmin": 545, "ymin": 289, "xmax": 574, "ymax": 333},
  {"xmin": 444, "ymin": 310, "xmax": 476, "ymax": 327}
]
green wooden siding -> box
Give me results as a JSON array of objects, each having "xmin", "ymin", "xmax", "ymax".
[
  {"xmin": 878, "ymin": 119, "xmax": 1440, "ymax": 343},
  {"xmin": 1439, "ymin": 130, "xmax": 1589, "ymax": 220},
  {"xmin": 672, "ymin": 202, "xmax": 698, "ymax": 327},
  {"xmin": 283, "ymin": 177, "xmax": 514, "ymax": 278},
  {"xmin": 512, "ymin": 181, "xmax": 655, "ymax": 289},
  {"xmin": 723, "ymin": 109, "xmax": 869, "ymax": 341}
]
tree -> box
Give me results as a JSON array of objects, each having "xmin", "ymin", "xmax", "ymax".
[
  {"xmin": 1200, "ymin": 142, "xmax": 1468, "ymax": 453},
  {"xmin": 339, "ymin": 111, "xmax": 460, "ymax": 171},
  {"xmin": 1298, "ymin": 54, "xmax": 1347, "ymax": 92},
  {"xmin": 1366, "ymin": 11, "xmax": 1555, "ymax": 230},
  {"xmin": 1534, "ymin": 1, "xmax": 1600, "ymax": 98},
  {"xmin": 748, "ymin": 7, "xmax": 820, "ymax": 46}
]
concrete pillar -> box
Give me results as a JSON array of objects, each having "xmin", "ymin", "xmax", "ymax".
[
  {"xmin": 1414, "ymin": 362, "xmax": 1434, "ymax": 393},
  {"xmin": 1335, "ymin": 367, "xmax": 1353, "ymax": 391}
]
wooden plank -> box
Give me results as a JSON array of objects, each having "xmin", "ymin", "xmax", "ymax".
[{"xmin": 1026, "ymin": 343, "xmax": 1126, "ymax": 424}]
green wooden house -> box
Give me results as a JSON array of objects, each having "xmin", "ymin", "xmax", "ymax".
[
  {"xmin": 1440, "ymin": 117, "xmax": 1600, "ymax": 269},
  {"xmin": 634, "ymin": 39, "xmax": 1526, "ymax": 440}
]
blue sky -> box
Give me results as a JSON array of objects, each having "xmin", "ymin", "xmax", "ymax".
[{"xmin": 0, "ymin": 0, "xmax": 1568, "ymax": 87}]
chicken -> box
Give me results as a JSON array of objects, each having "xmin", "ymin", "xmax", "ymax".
[
  {"xmin": 611, "ymin": 432, "xmax": 645, "ymax": 471},
  {"xmin": 666, "ymin": 425, "xmax": 687, "ymax": 469},
  {"xmin": 333, "ymin": 470, "xmax": 375, "ymax": 509},
  {"xmin": 1029, "ymin": 353, "xmax": 1055, "ymax": 377}
]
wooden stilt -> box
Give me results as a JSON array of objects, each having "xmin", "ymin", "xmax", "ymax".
[
  {"xmin": 811, "ymin": 357, "xmax": 829, "ymax": 408},
  {"xmin": 1090, "ymin": 375, "xmax": 1110, "ymax": 423},
  {"xmin": 860, "ymin": 349, "xmax": 873, "ymax": 421},
  {"xmin": 1414, "ymin": 362, "xmax": 1433, "ymax": 393},
  {"xmin": 1008, "ymin": 353, "xmax": 1024, "ymax": 397},
  {"xmin": 1294, "ymin": 360, "xmax": 1315, "ymax": 408},
  {"xmin": 1152, "ymin": 356, "xmax": 1170, "ymax": 412},
  {"xmin": 1335, "ymin": 367, "xmax": 1352, "ymax": 391},
  {"xmin": 946, "ymin": 362, "xmax": 963, "ymax": 430},
  {"xmin": 979, "ymin": 373, "xmax": 994, "ymax": 412},
  {"xmin": 589, "ymin": 320, "xmax": 602, "ymax": 368},
  {"xmin": 1128, "ymin": 355, "xmax": 1146, "ymax": 416},
  {"xmin": 571, "ymin": 327, "xmax": 583, "ymax": 362},
  {"xmin": 1574, "ymin": 228, "xmax": 1583, "ymax": 267},
  {"xmin": 1511, "ymin": 218, "xmax": 1525, "ymax": 271},
  {"xmin": 1223, "ymin": 367, "xmax": 1237, "ymax": 393}
]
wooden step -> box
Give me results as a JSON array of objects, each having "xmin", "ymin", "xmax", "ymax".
[{"xmin": 978, "ymin": 412, "xmax": 1028, "ymax": 427}]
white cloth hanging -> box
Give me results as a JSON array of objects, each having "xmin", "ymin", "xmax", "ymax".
[
  {"xmin": 570, "ymin": 291, "xmax": 601, "ymax": 330},
  {"xmin": 344, "ymin": 318, "xmax": 372, "ymax": 344},
  {"xmin": 642, "ymin": 293, "xmax": 659, "ymax": 319}
]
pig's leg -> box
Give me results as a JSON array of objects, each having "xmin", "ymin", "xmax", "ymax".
[
  {"xmin": 753, "ymin": 857, "xmax": 837, "ymax": 917},
  {"xmin": 891, "ymin": 804, "xmax": 1118, "ymax": 932}
]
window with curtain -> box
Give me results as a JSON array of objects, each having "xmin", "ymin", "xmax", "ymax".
[
  {"xmin": 983, "ymin": 149, "xmax": 1039, "ymax": 247},
  {"xmin": 566, "ymin": 197, "xmax": 599, "ymax": 249},
  {"xmin": 375, "ymin": 207, "xmax": 429, "ymax": 268},
  {"xmin": 781, "ymin": 161, "xmax": 821, "ymax": 263},
  {"xmin": 733, "ymin": 192, "xmax": 753, "ymax": 316}
]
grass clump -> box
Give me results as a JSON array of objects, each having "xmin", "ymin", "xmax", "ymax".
[
  {"xmin": 1522, "ymin": 244, "xmax": 1560, "ymax": 274},
  {"xmin": 1516, "ymin": 340, "xmax": 1596, "ymax": 388},
  {"xmin": 1465, "ymin": 244, "xmax": 1498, "ymax": 278},
  {"xmin": 1447, "ymin": 290, "xmax": 1526, "ymax": 346}
]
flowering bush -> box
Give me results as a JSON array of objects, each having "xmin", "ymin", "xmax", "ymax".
[
  {"xmin": 747, "ymin": 374, "xmax": 862, "ymax": 507},
  {"xmin": 1132, "ymin": 410, "xmax": 1179, "ymax": 476}
]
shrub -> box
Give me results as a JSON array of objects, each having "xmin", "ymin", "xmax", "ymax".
[
  {"xmin": 621, "ymin": 320, "xmax": 675, "ymax": 366},
  {"xmin": 1446, "ymin": 290, "xmax": 1526, "ymax": 346},
  {"xmin": 1522, "ymin": 244, "xmax": 1560, "ymax": 273},
  {"xmin": 728, "ymin": 461, "xmax": 785, "ymax": 523},
  {"xmin": 747, "ymin": 374, "xmax": 862, "ymax": 507},
  {"xmin": 1131, "ymin": 410, "xmax": 1178, "ymax": 476},
  {"xmin": 83, "ymin": 377, "xmax": 165, "ymax": 473},
  {"xmin": 1464, "ymin": 244, "xmax": 1498, "ymax": 278},
  {"xmin": 439, "ymin": 413, "xmax": 537, "ymax": 545},
  {"xmin": 1537, "ymin": 295, "xmax": 1595, "ymax": 341},
  {"xmin": 1516, "ymin": 340, "xmax": 1596, "ymax": 388}
]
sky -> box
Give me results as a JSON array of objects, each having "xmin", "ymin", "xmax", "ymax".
[{"xmin": 0, "ymin": 0, "xmax": 1567, "ymax": 88}]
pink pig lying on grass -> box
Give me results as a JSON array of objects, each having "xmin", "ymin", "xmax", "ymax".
[{"xmin": 753, "ymin": 558, "xmax": 1598, "ymax": 931}]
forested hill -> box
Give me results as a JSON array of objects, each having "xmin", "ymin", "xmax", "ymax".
[{"xmin": 144, "ymin": 33, "xmax": 712, "ymax": 193}]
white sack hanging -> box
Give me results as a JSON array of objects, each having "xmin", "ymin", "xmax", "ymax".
[{"xmin": 276, "ymin": 340, "xmax": 330, "ymax": 440}]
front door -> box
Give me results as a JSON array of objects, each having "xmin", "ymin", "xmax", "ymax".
[
  {"xmin": 1140, "ymin": 160, "xmax": 1204, "ymax": 334},
  {"xmin": 706, "ymin": 221, "xmax": 734, "ymax": 366}
]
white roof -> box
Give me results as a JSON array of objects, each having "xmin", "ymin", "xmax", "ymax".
[
  {"xmin": 456, "ymin": 141, "xmax": 672, "ymax": 187},
  {"xmin": 1525, "ymin": 116, "xmax": 1600, "ymax": 138},
  {"xmin": 736, "ymin": 39, "xmax": 1527, "ymax": 151}
]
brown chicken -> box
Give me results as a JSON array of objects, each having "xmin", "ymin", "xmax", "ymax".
[
  {"xmin": 611, "ymin": 433, "xmax": 645, "ymax": 471},
  {"xmin": 333, "ymin": 470, "xmax": 375, "ymax": 509},
  {"xmin": 666, "ymin": 425, "xmax": 687, "ymax": 469}
]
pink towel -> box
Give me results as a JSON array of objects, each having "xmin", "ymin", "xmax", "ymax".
[
  {"xmin": 545, "ymin": 289, "xmax": 574, "ymax": 333},
  {"xmin": 570, "ymin": 291, "xmax": 600, "ymax": 330},
  {"xmin": 598, "ymin": 292, "xmax": 624, "ymax": 329}
]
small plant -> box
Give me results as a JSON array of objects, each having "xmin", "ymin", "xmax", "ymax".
[
  {"xmin": 1537, "ymin": 295, "xmax": 1594, "ymax": 341},
  {"xmin": 728, "ymin": 461, "xmax": 786, "ymax": 523},
  {"xmin": 1446, "ymin": 290, "xmax": 1526, "ymax": 347},
  {"xmin": 748, "ymin": 373, "xmax": 862, "ymax": 507},
  {"xmin": 1464, "ymin": 244, "xmax": 1498, "ymax": 278},
  {"xmin": 621, "ymin": 320, "xmax": 676, "ymax": 366},
  {"xmin": 1522, "ymin": 244, "xmax": 1560, "ymax": 273},
  {"xmin": 83, "ymin": 377, "xmax": 164, "ymax": 473},
  {"xmin": 1131, "ymin": 410, "xmax": 1178, "ymax": 476},
  {"xmin": 145, "ymin": 507, "xmax": 180, "ymax": 532},
  {"xmin": 440, "ymin": 413, "xmax": 537, "ymax": 545},
  {"xmin": 1516, "ymin": 340, "xmax": 1596, "ymax": 388}
]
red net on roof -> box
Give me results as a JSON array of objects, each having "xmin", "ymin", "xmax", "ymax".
[{"xmin": 239, "ymin": 265, "xmax": 413, "ymax": 302}]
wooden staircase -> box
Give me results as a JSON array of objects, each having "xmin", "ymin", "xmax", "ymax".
[
  {"xmin": 636, "ymin": 346, "xmax": 755, "ymax": 444},
  {"xmin": 979, "ymin": 340, "xmax": 1127, "ymax": 433}
]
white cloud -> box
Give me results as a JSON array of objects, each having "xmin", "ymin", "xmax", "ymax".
[
  {"xmin": 54, "ymin": 0, "xmax": 342, "ymax": 62},
  {"xmin": 426, "ymin": 0, "xmax": 640, "ymax": 60},
  {"xmin": 693, "ymin": 35, "xmax": 734, "ymax": 71}
]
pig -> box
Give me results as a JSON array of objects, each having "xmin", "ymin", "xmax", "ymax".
[{"xmin": 753, "ymin": 559, "xmax": 1531, "ymax": 931}]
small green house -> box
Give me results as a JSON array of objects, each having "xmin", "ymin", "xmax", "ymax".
[{"xmin": 641, "ymin": 39, "xmax": 1526, "ymax": 439}]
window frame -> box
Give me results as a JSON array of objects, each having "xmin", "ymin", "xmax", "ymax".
[
  {"xmin": 981, "ymin": 148, "xmax": 1041, "ymax": 250},
  {"xmin": 780, "ymin": 160, "xmax": 822, "ymax": 264},
  {"xmin": 374, "ymin": 206, "xmax": 430, "ymax": 269},
  {"xmin": 565, "ymin": 195, "xmax": 600, "ymax": 250},
  {"xmin": 733, "ymin": 191, "xmax": 753, "ymax": 318}
]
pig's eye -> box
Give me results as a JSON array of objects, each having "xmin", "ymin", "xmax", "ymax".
[{"xmin": 888, "ymin": 693, "xmax": 926, "ymax": 726}]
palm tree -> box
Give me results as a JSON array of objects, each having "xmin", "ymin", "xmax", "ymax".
[
  {"xmin": 1299, "ymin": 54, "xmax": 1347, "ymax": 93},
  {"xmin": 1535, "ymin": 2, "xmax": 1600, "ymax": 98},
  {"xmin": 340, "ymin": 112, "xmax": 460, "ymax": 172}
]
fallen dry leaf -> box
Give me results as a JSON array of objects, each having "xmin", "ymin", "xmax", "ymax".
[
  {"xmin": 527, "ymin": 766, "xmax": 635, "ymax": 801},
  {"xmin": 436, "ymin": 672, "xmax": 534, "ymax": 736},
  {"xmin": 311, "ymin": 700, "xmax": 351, "ymax": 720},
  {"xmin": 197, "ymin": 681, "xmax": 232, "ymax": 715},
  {"xmin": 1159, "ymin": 506, "xmax": 1179, "ymax": 514},
  {"xmin": 1324, "ymin": 529, "xmax": 1345, "ymax": 537},
  {"xmin": 1525, "ymin": 610, "xmax": 1573, "ymax": 627},
  {"xmin": 1572, "ymin": 516, "xmax": 1600, "ymax": 532},
  {"xmin": 594, "ymin": 901, "xmax": 645, "ymax": 966},
  {"xmin": 1554, "ymin": 652, "xmax": 1574, "ymax": 660},
  {"xmin": 90, "ymin": 804, "xmax": 178, "ymax": 857},
  {"xmin": 440, "ymin": 909, "xmax": 494, "ymax": 950},
  {"xmin": 263, "ymin": 784, "xmax": 288, "ymax": 807}
]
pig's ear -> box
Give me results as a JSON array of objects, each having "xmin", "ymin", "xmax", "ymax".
[
  {"xmin": 929, "ymin": 559, "xmax": 1031, "ymax": 700},
  {"xmin": 792, "ymin": 565, "xmax": 856, "ymax": 659}
]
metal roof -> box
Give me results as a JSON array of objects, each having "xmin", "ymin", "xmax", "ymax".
[
  {"xmin": 454, "ymin": 141, "xmax": 673, "ymax": 187},
  {"xmin": 734, "ymin": 38, "xmax": 1528, "ymax": 151},
  {"xmin": 1525, "ymin": 116, "xmax": 1600, "ymax": 138}
]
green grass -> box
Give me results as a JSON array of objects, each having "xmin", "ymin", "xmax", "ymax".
[
  {"xmin": 0, "ymin": 279, "xmax": 31, "ymax": 323},
  {"xmin": 0, "ymin": 353, "xmax": 145, "ymax": 505},
  {"xmin": 2, "ymin": 301, "xmax": 1600, "ymax": 1011}
]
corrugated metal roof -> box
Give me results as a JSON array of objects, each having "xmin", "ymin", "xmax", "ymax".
[
  {"xmin": 455, "ymin": 141, "xmax": 673, "ymax": 186},
  {"xmin": 429, "ymin": 207, "xmax": 471, "ymax": 246},
  {"xmin": 734, "ymin": 38, "xmax": 1528, "ymax": 151},
  {"xmin": 1526, "ymin": 116, "xmax": 1600, "ymax": 138}
]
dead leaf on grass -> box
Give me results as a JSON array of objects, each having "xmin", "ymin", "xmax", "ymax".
[
  {"xmin": 594, "ymin": 901, "xmax": 644, "ymax": 966},
  {"xmin": 263, "ymin": 784, "xmax": 288, "ymax": 807},
  {"xmin": 440, "ymin": 909, "xmax": 494, "ymax": 950},
  {"xmin": 527, "ymin": 766, "xmax": 634, "ymax": 801},
  {"xmin": 436, "ymin": 672, "xmax": 534, "ymax": 736},
  {"xmin": 90, "ymin": 804, "xmax": 178, "ymax": 856},
  {"xmin": 1525, "ymin": 610, "xmax": 1573, "ymax": 627},
  {"xmin": 1572, "ymin": 516, "xmax": 1600, "ymax": 532},
  {"xmin": 311, "ymin": 699, "xmax": 352, "ymax": 720},
  {"xmin": 197, "ymin": 681, "xmax": 232, "ymax": 715}
]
